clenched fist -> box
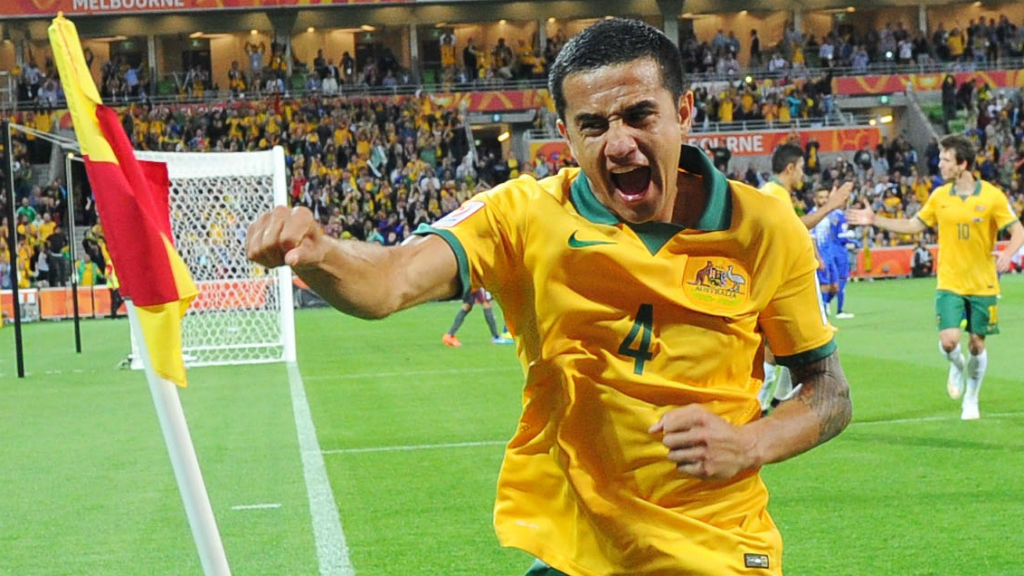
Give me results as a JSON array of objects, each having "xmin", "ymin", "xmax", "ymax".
[{"xmin": 246, "ymin": 206, "xmax": 326, "ymax": 270}]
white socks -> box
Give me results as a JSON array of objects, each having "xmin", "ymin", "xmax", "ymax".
[
  {"xmin": 774, "ymin": 367, "xmax": 795, "ymax": 401},
  {"xmin": 757, "ymin": 362, "xmax": 778, "ymax": 410},
  {"xmin": 943, "ymin": 341, "xmax": 965, "ymax": 373},
  {"xmin": 965, "ymin": 349, "xmax": 987, "ymax": 404}
]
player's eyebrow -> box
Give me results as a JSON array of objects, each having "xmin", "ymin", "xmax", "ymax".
[
  {"xmin": 572, "ymin": 111, "xmax": 606, "ymax": 127},
  {"xmin": 572, "ymin": 100, "xmax": 659, "ymax": 128},
  {"xmin": 622, "ymin": 100, "xmax": 659, "ymax": 117}
]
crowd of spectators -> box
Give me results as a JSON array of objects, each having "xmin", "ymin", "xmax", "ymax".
[
  {"xmin": 0, "ymin": 89, "xmax": 582, "ymax": 291},
  {"xmin": 690, "ymin": 72, "xmax": 837, "ymax": 127},
  {"xmin": 722, "ymin": 85, "xmax": 1024, "ymax": 250},
  {"xmin": 4, "ymin": 14, "xmax": 1024, "ymax": 292},
  {"xmin": 9, "ymin": 12, "xmax": 1024, "ymax": 109},
  {"xmin": 0, "ymin": 137, "xmax": 72, "ymax": 291},
  {"xmin": 5, "ymin": 81, "xmax": 1022, "ymax": 294},
  {"xmin": 683, "ymin": 15, "xmax": 1024, "ymax": 81}
]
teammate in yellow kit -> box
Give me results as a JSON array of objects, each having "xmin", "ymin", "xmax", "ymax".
[
  {"xmin": 849, "ymin": 134, "xmax": 1024, "ymax": 420},
  {"xmin": 758, "ymin": 142, "xmax": 851, "ymax": 412},
  {"xmin": 247, "ymin": 19, "xmax": 851, "ymax": 576}
]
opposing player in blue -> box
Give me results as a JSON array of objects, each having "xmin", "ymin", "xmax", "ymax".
[{"xmin": 809, "ymin": 188, "xmax": 857, "ymax": 318}]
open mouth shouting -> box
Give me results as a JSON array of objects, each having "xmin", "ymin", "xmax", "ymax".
[{"xmin": 611, "ymin": 166, "xmax": 653, "ymax": 203}]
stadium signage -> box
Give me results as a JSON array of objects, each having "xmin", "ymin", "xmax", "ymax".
[
  {"xmin": 72, "ymin": 0, "xmax": 184, "ymax": 10},
  {"xmin": 687, "ymin": 134, "xmax": 765, "ymax": 155},
  {"xmin": 834, "ymin": 70, "xmax": 1024, "ymax": 96},
  {"xmin": 6, "ymin": 0, "xmax": 414, "ymax": 17},
  {"xmin": 685, "ymin": 126, "xmax": 881, "ymax": 157}
]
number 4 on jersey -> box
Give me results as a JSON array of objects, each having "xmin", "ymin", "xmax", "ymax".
[{"xmin": 618, "ymin": 304, "xmax": 654, "ymax": 375}]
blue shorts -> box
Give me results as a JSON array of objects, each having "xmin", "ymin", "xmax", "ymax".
[
  {"xmin": 830, "ymin": 253, "xmax": 850, "ymax": 282},
  {"xmin": 816, "ymin": 257, "xmax": 841, "ymax": 286}
]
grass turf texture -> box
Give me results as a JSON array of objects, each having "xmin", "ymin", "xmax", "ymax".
[{"xmin": 1, "ymin": 274, "xmax": 1022, "ymax": 575}]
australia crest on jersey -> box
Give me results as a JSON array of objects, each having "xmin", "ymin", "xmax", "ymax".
[{"xmin": 682, "ymin": 257, "xmax": 749, "ymax": 308}]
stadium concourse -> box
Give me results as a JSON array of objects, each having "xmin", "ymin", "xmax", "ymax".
[{"xmin": 4, "ymin": 8, "xmax": 1024, "ymax": 295}]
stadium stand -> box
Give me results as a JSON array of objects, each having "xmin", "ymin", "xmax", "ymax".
[{"xmin": 3, "ymin": 4, "xmax": 1024, "ymax": 297}]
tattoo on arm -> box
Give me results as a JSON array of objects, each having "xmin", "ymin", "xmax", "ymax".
[{"xmin": 789, "ymin": 352, "xmax": 852, "ymax": 444}]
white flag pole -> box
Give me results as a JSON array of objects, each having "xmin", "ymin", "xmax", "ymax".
[{"xmin": 126, "ymin": 301, "xmax": 232, "ymax": 575}]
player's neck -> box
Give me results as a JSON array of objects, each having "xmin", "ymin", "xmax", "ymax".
[
  {"xmin": 954, "ymin": 173, "xmax": 976, "ymax": 196},
  {"xmin": 670, "ymin": 170, "xmax": 708, "ymax": 227}
]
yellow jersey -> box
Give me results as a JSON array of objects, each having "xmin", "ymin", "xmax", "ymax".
[
  {"xmin": 914, "ymin": 179, "xmax": 1019, "ymax": 296},
  {"xmin": 760, "ymin": 178, "xmax": 794, "ymax": 209},
  {"xmin": 418, "ymin": 145, "xmax": 834, "ymax": 576}
]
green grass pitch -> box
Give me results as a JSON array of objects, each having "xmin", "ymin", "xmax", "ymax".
[{"xmin": 1, "ymin": 274, "xmax": 1022, "ymax": 575}]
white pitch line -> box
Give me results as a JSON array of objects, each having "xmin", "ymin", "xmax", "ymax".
[
  {"xmin": 303, "ymin": 366, "xmax": 519, "ymax": 381},
  {"xmin": 323, "ymin": 440, "xmax": 506, "ymax": 455},
  {"xmin": 288, "ymin": 362, "xmax": 354, "ymax": 576},
  {"xmin": 320, "ymin": 412, "xmax": 1024, "ymax": 456},
  {"xmin": 852, "ymin": 411, "xmax": 1024, "ymax": 426},
  {"xmin": 231, "ymin": 503, "xmax": 282, "ymax": 511}
]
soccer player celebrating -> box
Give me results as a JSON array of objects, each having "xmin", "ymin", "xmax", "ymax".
[
  {"xmin": 848, "ymin": 134, "xmax": 1024, "ymax": 420},
  {"xmin": 442, "ymin": 287, "xmax": 512, "ymax": 346},
  {"xmin": 249, "ymin": 19, "xmax": 851, "ymax": 576}
]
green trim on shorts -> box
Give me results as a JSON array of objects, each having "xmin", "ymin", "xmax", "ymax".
[
  {"xmin": 524, "ymin": 559, "xmax": 572, "ymax": 576},
  {"xmin": 935, "ymin": 290, "xmax": 999, "ymax": 335}
]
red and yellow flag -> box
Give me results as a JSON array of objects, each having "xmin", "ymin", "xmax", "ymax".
[{"xmin": 49, "ymin": 14, "xmax": 197, "ymax": 386}]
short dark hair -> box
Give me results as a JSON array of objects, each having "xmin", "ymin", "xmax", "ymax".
[
  {"xmin": 548, "ymin": 18, "xmax": 684, "ymax": 121},
  {"xmin": 771, "ymin": 143, "xmax": 804, "ymax": 174},
  {"xmin": 939, "ymin": 134, "xmax": 976, "ymax": 170}
]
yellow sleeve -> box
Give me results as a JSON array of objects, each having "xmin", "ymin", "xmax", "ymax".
[
  {"xmin": 758, "ymin": 215, "xmax": 835, "ymax": 366},
  {"xmin": 988, "ymin": 183, "xmax": 1019, "ymax": 231},
  {"xmin": 413, "ymin": 179, "xmax": 526, "ymax": 298}
]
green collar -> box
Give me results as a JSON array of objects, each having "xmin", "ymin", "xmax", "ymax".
[
  {"xmin": 569, "ymin": 144, "xmax": 732, "ymax": 233},
  {"xmin": 769, "ymin": 176, "xmax": 787, "ymax": 188},
  {"xmin": 947, "ymin": 180, "xmax": 981, "ymax": 198}
]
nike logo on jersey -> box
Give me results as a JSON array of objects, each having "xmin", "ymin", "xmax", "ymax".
[{"xmin": 568, "ymin": 230, "xmax": 615, "ymax": 248}]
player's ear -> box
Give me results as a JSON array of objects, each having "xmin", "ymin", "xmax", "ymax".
[
  {"xmin": 557, "ymin": 119, "xmax": 579, "ymax": 161},
  {"xmin": 677, "ymin": 91, "xmax": 694, "ymax": 137}
]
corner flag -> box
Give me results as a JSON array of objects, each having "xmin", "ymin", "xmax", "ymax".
[
  {"xmin": 49, "ymin": 13, "xmax": 197, "ymax": 387},
  {"xmin": 49, "ymin": 14, "xmax": 230, "ymax": 576}
]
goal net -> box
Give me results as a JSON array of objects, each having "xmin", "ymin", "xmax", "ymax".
[{"xmin": 129, "ymin": 146, "xmax": 296, "ymax": 368}]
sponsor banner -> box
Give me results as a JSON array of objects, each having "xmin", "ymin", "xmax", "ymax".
[
  {"xmin": 685, "ymin": 126, "xmax": 881, "ymax": 157},
  {"xmin": 426, "ymin": 89, "xmax": 553, "ymax": 113},
  {"xmin": 6, "ymin": 0, "xmax": 414, "ymax": 18},
  {"xmin": 834, "ymin": 70, "xmax": 1024, "ymax": 96},
  {"xmin": 852, "ymin": 244, "xmax": 931, "ymax": 278},
  {"xmin": 851, "ymin": 241, "xmax": 1011, "ymax": 278},
  {"xmin": 529, "ymin": 126, "xmax": 881, "ymax": 164}
]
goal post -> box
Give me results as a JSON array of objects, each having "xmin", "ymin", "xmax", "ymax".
[{"xmin": 128, "ymin": 146, "xmax": 296, "ymax": 369}]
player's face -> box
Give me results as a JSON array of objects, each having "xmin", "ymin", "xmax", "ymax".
[
  {"xmin": 815, "ymin": 189, "xmax": 830, "ymax": 207},
  {"xmin": 938, "ymin": 148, "xmax": 963, "ymax": 181},
  {"xmin": 558, "ymin": 58, "xmax": 692, "ymax": 224}
]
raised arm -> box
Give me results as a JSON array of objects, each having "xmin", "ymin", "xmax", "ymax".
[
  {"xmin": 246, "ymin": 206, "xmax": 460, "ymax": 319},
  {"xmin": 846, "ymin": 202, "xmax": 927, "ymax": 235},
  {"xmin": 799, "ymin": 181, "xmax": 853, "ymax": 230},
  {"xmin": 649, "ymin": 351, "xmax": 851, "ymax": 479}
]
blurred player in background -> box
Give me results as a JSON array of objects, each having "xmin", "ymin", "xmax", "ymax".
[
  {"xmin": 848, "ymin": 134, "xmax": 1024, "ymax": 420},
  {"xmin": 442, "ymin": 288, "xmax": 512, "ymax": 347},
  {"xmin": 809, "ymin": 187, "xmax": 858, "ymax": 318}
]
